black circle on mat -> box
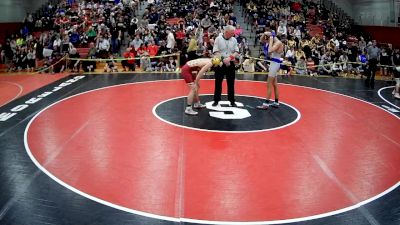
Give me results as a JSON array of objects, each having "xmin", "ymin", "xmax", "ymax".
[{"xmin": 154, "ymin": 95, "xmax": 300, "ymax": 132}]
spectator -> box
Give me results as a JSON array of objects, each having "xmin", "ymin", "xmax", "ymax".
[
  {"xmin": 392, "ymin": 48, "xmax": 400, "ymax": 99},
  {"xmin": 130, "ymin": 34, "xmax": 143, "ymax": 52},
  {"xmin": 277, "ymin": 21, "xmax": 287, "ymax": 36},
  {"xmin": 187, "ymin": 33, "xmax": 198, "ymax": 61},
  {"xmin": 165, "ymin": 56, "xmax": 176, "ymax": 71},
  {"xmin": 104, "ymin": 55, "xmax": 118, "ymax": 72},
  {"xmin": 357, "ymin": 49, "xmax": 368, "ymax": 75},
  {"xmin": 140, "ymin": 52, "xmax": 152, "ymax": 71},
  {"xmin": 295, "ymin": 47, "xmax": 305, "ymax": 62},
  {"xmin": 52, "ymin": 53, "xmax": 65, "ymax": 73},
  {"xmin": 175, "ymin": 28, "xmax": 186, "ymax": 50},
  {"xmin": 68, "ymin": 48, "xmax": 80, "ymax": 72},
  {"xmin": 201, "ymin": 14, "xmax": 212, "ymax": 30},
  {"xmin": 53, "ymin": 35, "xmax": 62, "ymax": 51},
  {"xmin": 338, "ymin": 52, "xmax": 350, "ymax": 76},
  {"xmin": 82, "ymin": 43, "xmax": 97, "ymax": 72},
  {"xmin": 319, "ymin": 57, "xmax": 333, "ymax": 76},
  {"xmin": 380, "ymin": 46, "xmax": 390, "ymax": 76},
  {"xmin": 295, "ymin": 56, "xmax": 307, "ymax": 75},
  {"xmin": 285, "ymin": 46, "xmax": 295, "ymax": 66},
  {"xmin": 26, "ymin": 47, "xmax": 36, "ymax": 72},
  {"xmin": 86, "ymin": 26, "xmax": 97, "ymax": 44},
  {"xmin": 306, "ymin": 57, "xmax": 317, "ymax": 76},
  {"xmin": 359, "ymin": 36, "xmax": 367, "ymax": 52},
  {"xmin": 121, "ymin": 47, "xmax": 136, "ymax": 71},
  {"xmin": 166, "ymin": 29, "xmax": 175, "ymax": 52},
  {"xmin": 147, "ymin": 41, "xmax": 159, "ymax": 57},
  {"xmin": 97, "ymin": 35, "xmax": 110, "ymax": 58}
]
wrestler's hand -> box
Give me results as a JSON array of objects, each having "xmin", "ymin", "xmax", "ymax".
[{"xmin": 264, "ymin": 31, "xmax": 272, "ymax": 37}]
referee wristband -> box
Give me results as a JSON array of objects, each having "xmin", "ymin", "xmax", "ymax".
[{"xmin": 229, "ymin": 55, "xmax": 235, "ymax": 60}]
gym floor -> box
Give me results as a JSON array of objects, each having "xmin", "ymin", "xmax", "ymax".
[{"xmin": 0, "ymin": 73, "xmax": 399, "ymax": 225}]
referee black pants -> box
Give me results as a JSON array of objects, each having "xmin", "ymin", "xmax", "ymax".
[
  {"xmin": 213, "ymin": 62, "xmax": 236, "ymax": 104},
  {"xmin": 365, "ymin": 58, "xmax": 378, "ymax": 88}
]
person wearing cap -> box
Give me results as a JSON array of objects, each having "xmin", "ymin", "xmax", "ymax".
[{"xmin": 212, "ymin": 25, "xmax": 239, "ymax": 107}]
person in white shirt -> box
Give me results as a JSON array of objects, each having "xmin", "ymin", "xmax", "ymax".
[
  {"xmin": 53, "ymin": 35, "xmax": 62, "ymax": 52},
  {"xmin": 210, "ymin": 0, "xmax": 218, "ymax": 9},
  {"xmin": 277, "ymin": 21, "xmax": 287, "ymax": 36},
  {"xmin": 166, "ymin": 29, "xmax": 175, "ymax": 52},
  {"xmin": 212, "ymin": 25, "xmax": 239, "ymax": 107},
  {"xmin": 285, "ymin": 46, "xmax": 295, "ymax": 65},
  {"xmin": 294, "ymin": 26, "xmax": 302, "ymax": 41},
  {"xmin": 338, "ymin": 52, "xmax": 350, "ymax": 75},
  {"xmin": 97, "ymin": 36, "xmax": 110, "ymax": 58},
  {"xmin": 332, "ymin": 36, "xmax": 340, "ymax": 48},
  {"xmin": 130, "ymin": 34, "xmax": 143, "ymax": 51}
]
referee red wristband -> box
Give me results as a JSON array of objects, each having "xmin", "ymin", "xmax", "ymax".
[{"xmin": 229, "ymin": 55, "xmax": 235, "ymax": 60}]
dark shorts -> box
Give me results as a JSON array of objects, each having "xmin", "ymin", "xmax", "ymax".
[{"xmin": 181, "ymin": 64, "xmax": 196, "ymax": 83}]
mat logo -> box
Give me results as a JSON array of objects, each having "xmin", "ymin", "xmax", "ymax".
[
  {"xmin": 0, "ymin": 76, "xmax": 85, "ymax": 122},
  {"xmin": 206, "ymin": 101, "xmax": 251, "ymax": 119}
]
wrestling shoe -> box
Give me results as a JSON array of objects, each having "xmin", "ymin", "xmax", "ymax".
[
  {"xmin": 185, "ymin": 108, "xmax": 198, "ymax": 115},
  {"xmin": 270, "ymin": 102, "xmax": 280, "ymax": 108},
  {"xmin": 193, "ymin": 102, "xmax": 206, "ymax": 109},
  {"xmin": 256, "ymin": 103, "xmax": 269, "ymax": 110}
]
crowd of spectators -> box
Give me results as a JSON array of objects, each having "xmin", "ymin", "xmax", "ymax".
[
  {"xmin": 0, "ymin": 0, "xmax": 398, "ymax": 77},
  {"xmin": 241, "ymin": 0, "xmax": 397, "ymax": 77}
]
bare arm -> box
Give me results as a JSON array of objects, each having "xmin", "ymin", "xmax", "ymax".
[{"xmin": 268, "ymin": 37, "xmax": 283, "ymax": 53}]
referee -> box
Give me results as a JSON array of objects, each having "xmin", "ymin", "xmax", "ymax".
[
  {"xmin": 212, "ymin": 25, "xmax": 240, "ymax": 107},
  {"xmin": 365, "ymin": 40, "xmax": 380, "ymax": 88}
]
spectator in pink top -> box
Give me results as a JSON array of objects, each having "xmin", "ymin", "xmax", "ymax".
[{"xmin": 234, "ymin": 24, "xmax": 243, "ymax": 37}]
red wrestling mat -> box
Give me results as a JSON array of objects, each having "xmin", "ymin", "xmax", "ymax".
[
  {"xmin": 25, "ymin": 80, "xmax": 400, "ymax": 223},
  {"xmin": 0, "ymin": 73, "xmax": 69, "ymax": 107}
]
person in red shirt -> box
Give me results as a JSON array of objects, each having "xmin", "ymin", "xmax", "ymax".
[
  {"xmin": 182, "ymin": 57, "xmax": 222, "ymax": 115},
  {"xmin": 306, "ymin": 57, "xmax": 317, "ymax": 76},
  {"xmin": 122, "ymin": 48, "xmax": 136, "ymax": 71},
  {"xmin": 147, "ymin": 41, "xmax": 159, "ymax": 57},
  {"xmin": 292, "ymin": 2, "xmax": 302, "ymax": 12},
  {"xmin": 136, "ymin": 43, "xmax": 148, "ymax": 57},
  {"xmin": 175, "ymin": 29, "xmax": 186, "ymax": 50}
]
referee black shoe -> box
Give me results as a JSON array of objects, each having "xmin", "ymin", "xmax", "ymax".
[{"xmin": 212, "ymin": 102, "xmax": 219, "ymax": 107}]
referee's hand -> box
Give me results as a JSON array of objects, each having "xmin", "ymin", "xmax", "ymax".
[{"xmin": 223, "ymin": 57, "xmax": 231, "ymax": 66}]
